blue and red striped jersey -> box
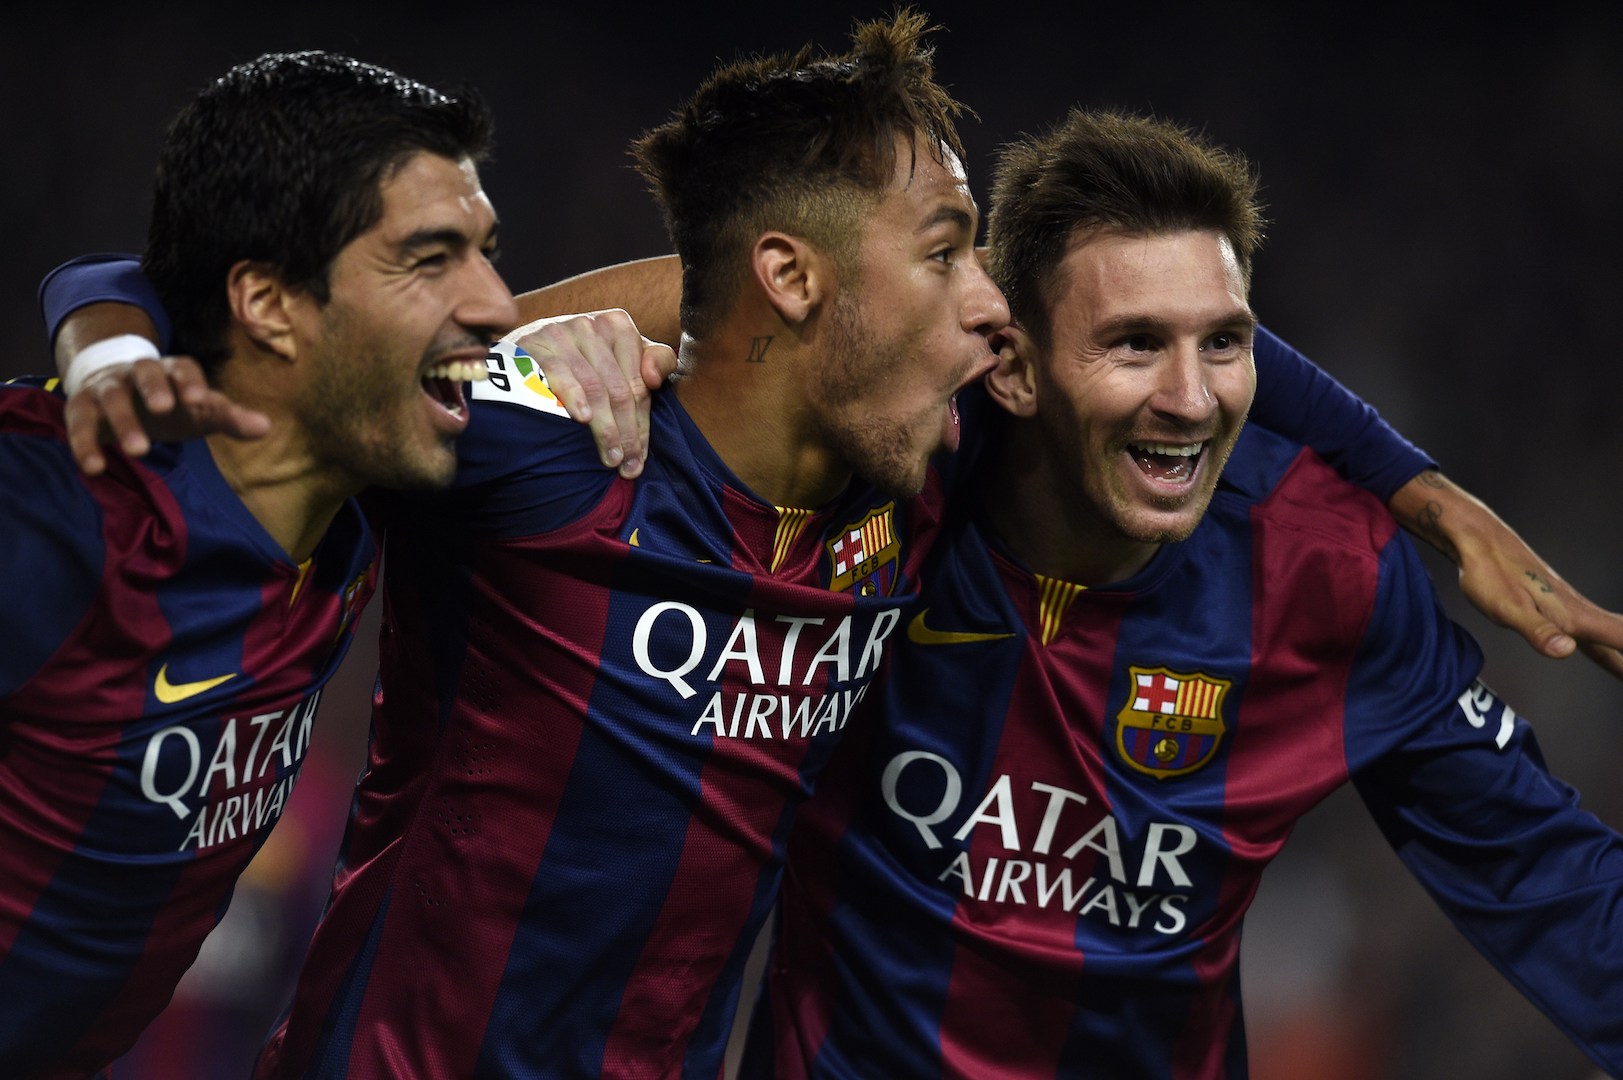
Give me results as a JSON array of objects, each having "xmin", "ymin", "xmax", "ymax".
[
  {"xmin": 746, "ymin": 426, "xmax": 1623, "ymax": 1079},
  {"xmin": 255, "ymin": 343, "xmax": 941, "ymax": 1079},
  {"xmin": 0, "ymin": 381, "xmax": 377, "ymax": 1078},
  {"xmin": 39, "ymin": 257, "xmax": 1441, "ymax": 1079}
]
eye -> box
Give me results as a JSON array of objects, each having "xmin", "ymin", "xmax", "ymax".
[
  {"xmin": 1123, "ymin": 334, "xmax": 1154, "ymax": 352},
  {"xmin": 414, "ymin": 252, "xmax": 450, "ymax": 271},
  {"xmin": 483, "ymin": 244, "xmax": 503, "ymax": 266},
  {"xmin": 1204, "ymin": 328, "xmax": 1251, "ymax": 356}
]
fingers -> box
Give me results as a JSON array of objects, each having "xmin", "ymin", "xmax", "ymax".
[
  {"xmin": 61, "ymin": 357, "xmax": 269, "ymax": 476},
  {"xmin": 80, "ymin": 366, "xmax": 154, "ymax": 461},
  {"xmin": 641, "ymin": 339, "xmax": 678, "ymax": 391},
  {"xmin": 1561, "ymin": 596, "xmax": 1623, "ymax": 653},
  {"xmin": 1579, "ymin": 641, "xmax": 1623, "ymax": 681},
  {"xmin": 1524, "ymin": 620, "xmax": 1578, "ymax": 660},
  {"xmin": 601, "ymin": 314, "xmax": 647, "ymax": 478},
  {"xmin": 515, "ymin": 310, "xmax": 658, "ymax": 478},
  {"xmin": 64, "ymin": 392, "xmax": 112, "ymax": 476},
  {"xmin": 1500, "ymin": 570, "xmax": 1623, "ymax": 681}
]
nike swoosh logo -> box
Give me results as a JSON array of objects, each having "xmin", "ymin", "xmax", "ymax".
[
  {"xmin": 907, "ymin": 609, "xmax": 1015, "ymax": 646},
  {"xmin": 154, "ymin": 663, "xmax": 238, "ymax": 704}
]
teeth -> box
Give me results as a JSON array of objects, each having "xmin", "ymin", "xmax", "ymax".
[
  {"xmin": 423, "ymin": 359, "xmax": 490, "ymax": 382},
  {"xmin": 1130, "ymin": 441, "xmax": 1203, "ymax": 457}
]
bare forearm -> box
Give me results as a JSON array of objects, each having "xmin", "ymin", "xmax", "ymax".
[
  {"xmin": 1391, "ymin": 468, "xmax": 1623, "ymax": 678},
  {"xmin": 514, "ymin": 255, "xmax": 682, "ymax": 348}
]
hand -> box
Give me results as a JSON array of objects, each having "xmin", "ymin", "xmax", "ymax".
[
  {"xmin": 1391, "ymin": 470, "xmax": 1623, "ymax": 680},
  {"xmin": 66, "ymin": 356, "xmax": 271, "ymax": 476},
  {"xmin": 510, "ymin": 309, "xmax": 677, "ymax": 479}
]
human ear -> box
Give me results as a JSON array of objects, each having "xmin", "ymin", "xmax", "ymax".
[
  {"xmin": 751, "ymin": 233, "xmax": 826, "ymax": 326},
  {"xmin": 984, "ymin": 325, "xmax": 1039, "ymax": 418},
  {"xmin": 226, "ymin": 260, "xmax": 298, "ymax": 361}
]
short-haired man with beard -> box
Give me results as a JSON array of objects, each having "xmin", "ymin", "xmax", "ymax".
[{"xmin": 0, "ymin": 51, "xmax": 516, "ymax": 1077}]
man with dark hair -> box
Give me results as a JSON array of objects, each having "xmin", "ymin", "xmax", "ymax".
[
  {"xmin": 746, "ymin": 109, "xmax": 1623, "ymax": 1078},
  {"xmin": 0, "ymin": 51, "xmax": 516, "ymax": 1077}
]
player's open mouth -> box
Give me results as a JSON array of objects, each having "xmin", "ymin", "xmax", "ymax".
[
  {"xmin": 420, "ymin": 359, "xmax": 490, "ymax": 420},
  {"xmin": 940, "ymin": 391, "xmax": 964, "ymax": 452},
  {"xmin": 1129, "ymin": 440, "xmax": 1204, "ymax": 484}
]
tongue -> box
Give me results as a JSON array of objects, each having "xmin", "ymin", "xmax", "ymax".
[{"xmin": 1132, "ymin": 449, "xmax": 1193, "ymax": 482}]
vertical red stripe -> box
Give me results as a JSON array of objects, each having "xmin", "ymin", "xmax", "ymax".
[
  {"xmin": 937, "ymin": 578, "xmax": 1129, "ymax": 1075},
  {"xmin": 1168, "ymin": 454, "xmax": 1390, "ymax": 1080},
  {"xmin": 352, "ymin": 546, "xmax": 614, "ymax": 1076}
]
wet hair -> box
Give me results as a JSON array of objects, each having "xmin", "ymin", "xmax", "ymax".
[
  {"xmin": 986, "ymin": 108, "xmax": 1265, "ymax": 353},
  {"xmin": 143, "ymin": 51, "xmax": 494, "ymax": 367},
  {"xmin": 631, "ymin": 8, "xmax": 969, "ymax": 337}
]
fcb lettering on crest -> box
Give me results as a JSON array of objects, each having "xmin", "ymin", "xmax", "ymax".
[
  {"xmin": 1115, "ymin": 665, "xmax": 1231, "ymax": 780},
  {"xmin": 826, "ymin": 503, "xmax": 900, "ymax": 597}
]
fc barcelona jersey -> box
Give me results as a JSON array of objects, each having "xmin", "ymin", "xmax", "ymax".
[
  {"xmin": 256, "ymin": 343, "xmax": 940, "ymax": 1079},
  {"xmin": 748, "ymin": 426, "xmax": 1623, "ymax": 1079},
  {"xmin": 0, "ymin": 381, "xmax": 377, "ymax": 1078}
]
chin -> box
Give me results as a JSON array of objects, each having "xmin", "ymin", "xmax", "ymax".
[
  {"xmin": 375, "ymin": 445, "xmax": 459, "ymax": 492},
  {"xmin": 866, "ymin": 459, "xmax": 930, "ymax": 501},
  {"xmin": 1120, "ymin": 505, "xmax": 1208, "ymax": 545}
]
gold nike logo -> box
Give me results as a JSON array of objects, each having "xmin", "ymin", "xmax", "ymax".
[
  {"xmin": 906, "ymin": 609, "xmax": 1015, "ymax": 646},
  {"xmin": 154, "ymin": 663, "xmax": 238, "ymax": 704}
]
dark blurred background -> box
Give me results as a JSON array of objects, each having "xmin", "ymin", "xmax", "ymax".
[{"xmin": 5, "ymin": 3, "xmax": 1621, "ymax": 1077}]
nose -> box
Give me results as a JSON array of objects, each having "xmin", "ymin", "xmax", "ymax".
[
  {"xmin": 460, "ymin": 251, "xmax": 520, "ymax": 342},
  {"xmin": 1151, "ymin": 344, "xmax": 1216, "ymax": 423},
  {"xmin": 963, "ymin": 258, "xmax": 1010, "ymax": 339}
]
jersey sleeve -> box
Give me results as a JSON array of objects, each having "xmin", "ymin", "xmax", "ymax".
[
  {"xmin": 1251, "ymin": 326, "xmax": 1435, "ymax": 501},
  {"xmin": 39, "ymin": 254, "xmax": 172, "ymax": 352},
  {"xmin": 1346, "ymin": 536, "xmax": 1623, "ymax": 1072},
  {"xmin": 376, "ymin": 339, "xmax": 617, "ymax": 538},
  {"xmin": 0, "ymin": 408, "xmax": 106, "ymax": 697}
]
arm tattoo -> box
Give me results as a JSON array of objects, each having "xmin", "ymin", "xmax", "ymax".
[
  {"xmin": 1409, "ymin": 499, "xmax": 1459, "ymax": 562},
  {"xmin": 1525, "ymin": 570, "xmax": 1555, "ymax": 594},
  {"xmin": 746, "ymin": 336, "xmax": 772, "ymax": 364}
]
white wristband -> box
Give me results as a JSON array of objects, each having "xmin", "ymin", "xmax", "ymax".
[{"xmin": 62, "ymin": 333, "xmax": 162, "ymax": 397}]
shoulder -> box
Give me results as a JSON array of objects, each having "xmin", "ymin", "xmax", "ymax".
[{"xmin": 1215, "ymin": 424, "xmax": 1399, "ymax": 559}]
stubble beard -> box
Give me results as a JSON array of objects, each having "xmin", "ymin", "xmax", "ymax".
[
  {"xmin": 815, "ymin": 290, "xmax": 932, "ymax": 500},
  {"xmin": 299, "ymin": 340, "xmax": 457, "ymax": 494}
]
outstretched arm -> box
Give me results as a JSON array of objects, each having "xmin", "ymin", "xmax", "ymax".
[
  {"xmin": 1389, "ymin": 471, "xmax": 1623, "ymax": 677},
  {"xmin": 515, "ymin": 254, "xmax": 683, "ymax": 349},
  {"xmin": 42, "ymin": 255, "xmax": 680, "ymax": 478},
  {"xmin": 55, "ymin": 301, "xmax": 269, "ymax": 476},
  {"xmin": 1252, "ymin": 325, "xmax": 1623, "ymax": 680}
]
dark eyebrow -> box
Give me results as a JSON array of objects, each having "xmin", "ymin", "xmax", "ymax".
[
  {"xmin": 398, "ymin": 228, "xmax": 473, "ymax": 255},
  {"xmin": 919, "ymin": 204, "xmax": 975, "ymax": 238},
  {"xmin": 397, "ymin": 220, "xmax": 502, "ymax": 258}
]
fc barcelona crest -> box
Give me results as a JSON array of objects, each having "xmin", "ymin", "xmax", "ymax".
[
  {"xmin": 826, "ymin": 503, "xmax": 900, "ymax": 596},
  {"xmin": 1116, "ymin": 665, "xmax": 1231, "ymax": 780}
]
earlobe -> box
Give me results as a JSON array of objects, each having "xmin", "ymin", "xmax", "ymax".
[
  {"xmin": 752, "ymin": 233, "xmax": 823, "ymax": 326},
  {"xmin": 984, "ymin": 325, "xmax": 1039, "ymax": 418},
  {"xmin": 227, "ymin": 260, "xmax": 299, "ymax": 361}
]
